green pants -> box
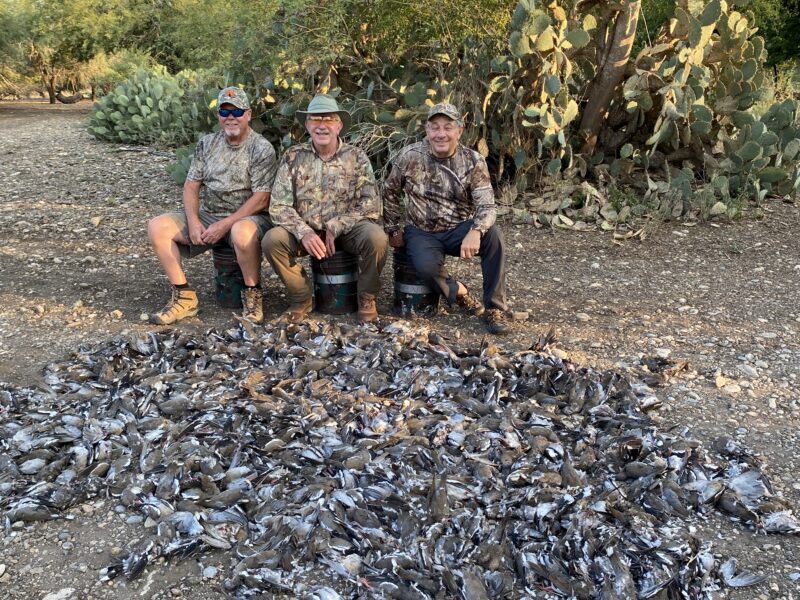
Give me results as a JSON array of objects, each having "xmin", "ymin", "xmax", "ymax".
[{"xmin": 262, "ymin": 221, "xmax": 388, "ymax": 304}]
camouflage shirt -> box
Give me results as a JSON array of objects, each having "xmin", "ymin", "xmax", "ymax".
[
  {"xmin": 186, "ymin": 129, "xmax": 278, "ymax": 216},
  {"xmin": 269, "ymin": 140, "xmax": 379, "ymax": 241},
  {"xmin": 383, "ymin": 140, "xmax": 496, "ymax": 234}
]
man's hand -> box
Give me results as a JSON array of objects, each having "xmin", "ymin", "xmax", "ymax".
[
  {"xmin": 301, "ymin": 231, "xmax": 327, "ymax": 259},
  {"xmin": 325, "ymin": 230, "xmax": 336, "ymax": 257},
  {"xmin": 200, "ymin": 219, "xmax": 231, "ymax": 245},
  {"xmin": 388, "ymin": 230, "xmax": 405, "ymax": 248},
  {"xmin": 188, "ymin": 220, "xmax": 206, "ymax": 246},
  {"xmin": 460, "ymin": 229, "xmax": 481, "ymax": 258}
]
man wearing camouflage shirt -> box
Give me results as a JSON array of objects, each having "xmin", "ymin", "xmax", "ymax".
[
  {"xmin": 148, "ymin": 86, "xmax": 278, "ymax": 324},
  {"xmin": 263, "ymin": 94, "xmax": 388, "ymax": 322},
  {"xmin": 383, "ymin": 103, "xmax": 509, "ymax": 334}
]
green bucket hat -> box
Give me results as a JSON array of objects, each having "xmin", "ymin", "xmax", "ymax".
[{"xmin": 295, "ymin": 94, "xmax": 351, "ymax": 134}]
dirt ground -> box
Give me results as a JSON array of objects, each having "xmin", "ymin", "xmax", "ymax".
[{"xmin": 1, "ymin": 100, "xmax": 799, "ymax": 599}]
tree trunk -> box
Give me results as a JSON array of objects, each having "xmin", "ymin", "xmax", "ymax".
[
  {"xmin": 46, "ymin": 75, "xmax": 56, "ymax": 104},
  {"xmin": 579, "ymin": 0, "xmax": 641, "ymax": 155}
]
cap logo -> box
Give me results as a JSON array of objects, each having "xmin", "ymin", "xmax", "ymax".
[{"xmin": 226, "ymin": 90, "xmax": 236, "ymax": 97}]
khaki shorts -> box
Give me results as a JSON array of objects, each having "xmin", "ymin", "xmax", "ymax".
[{"xmin": 164, "ymin": 210, "xmax": 271, "ymax": 259}]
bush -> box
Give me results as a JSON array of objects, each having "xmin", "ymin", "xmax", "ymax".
[{"xmin": 87, "ymin": 67, "xmax": 217, "ymax": 147}]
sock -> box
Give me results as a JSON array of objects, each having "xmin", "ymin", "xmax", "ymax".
[
  {"xmin": 245, "ymin": 283, "xmax": 261, "ymax": 290},
  {"xmin": 174, "ymin": 282, "xmax": 191, "ymax": 290}
]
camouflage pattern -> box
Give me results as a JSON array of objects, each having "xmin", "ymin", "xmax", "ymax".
[
  {"xmin": 186, "ymin": 129, "xmax": 278, "ymax": 216},
  {"xmin": 428, "ymin": 102, "xmax": 463, "ymax": 125},
  {"xmin": 383, "ymin": 140, "xmax": 496, "ymax": 235},
  {"xmin": 218, "ymin": 86, "xmax": 249, "ymax": 109},
  {"xmin": 269, "ymin": 141, "xmax": 380, "ymax": 241}
]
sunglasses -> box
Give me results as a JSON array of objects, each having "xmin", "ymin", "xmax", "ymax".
[
  {"xmin": 307, "ymin": 115, "xmax": 341, "ymax": 124},
  {"xmin": 218, "ymin": 107, "xmax": 247, "ymax": 118}
]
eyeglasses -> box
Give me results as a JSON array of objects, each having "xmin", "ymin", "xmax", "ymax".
[
  {"xmin": 307, "ymin": 115, "xmax": 341, "ymax": 124},
  {"xmin": 218, "ymin": 107, "xmax": 247, "ymax": 118}
]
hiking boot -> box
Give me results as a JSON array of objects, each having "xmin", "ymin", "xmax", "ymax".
[
  {"xmin": 241, "ymin": 287, "xmax": 264, "ymax": 323},
  {"xmin": 149, "ymin": 288, "xmax": 198, "ymax": 325},
  {"xmin": 283, "ymin": 297, "xmax": 312, "ymax": 323},
  {"xmin": 484, "ymin": 308, "xmax": 510, "ymax": 335},
  {"xmin": 454, "ymin": 289, "xmax": 485, "ymax": 316},
  {"xmin": 357, "ymin": 293, "xmax": 378, "ymax": 322}
]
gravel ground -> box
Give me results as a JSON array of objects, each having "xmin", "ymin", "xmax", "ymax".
[{"xmin": 1, "ymin": 100, "xmax": 799, "ymax": 599}]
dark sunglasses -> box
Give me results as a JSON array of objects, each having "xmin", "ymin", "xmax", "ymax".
[{"xmin": 218, "ymin": 107, "xmax": 247, "ymax": 118}]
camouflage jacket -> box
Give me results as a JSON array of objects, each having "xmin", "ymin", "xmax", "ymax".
[
  {"xmin": 269, "ymin": 140, "xmax": 379, "ymax": 241},
  {"xmin": 186, "ymin": 129, "xmax": 277, "ymax": 215},
  {"xmin": 383, "ymin": 141, "xmax": 496, "ymax": 234}
]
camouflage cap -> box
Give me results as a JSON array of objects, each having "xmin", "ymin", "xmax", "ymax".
[
  {"xmin": 427, "ymin": 103, "xmax": 463, "ymax": 125},
  {"xmin": 217, "ymin": 86, "xmax": 250, "ymax": 110}
]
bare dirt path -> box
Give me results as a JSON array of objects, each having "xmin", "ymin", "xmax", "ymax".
[{"xmin": 1, "ymin": 100, "xmax": 799, "ymax": 599}]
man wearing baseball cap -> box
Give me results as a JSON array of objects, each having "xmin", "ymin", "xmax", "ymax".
[
  {"xmin": 263, "ymin": 93, "xmax": 388, "ymax": 322},
  {"xmin": 147, "ymin": 86, "xmax": 278, "ymax": 324},
  {"xmin": 383, "ymin": 102, "xmax": 509, "ymax": 334}
]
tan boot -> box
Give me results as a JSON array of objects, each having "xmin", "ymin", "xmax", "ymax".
[
  {"xmin": 357, "ymin": 293, "xmax": 378, "ymax": 322},
  {"xmin": 241, "ymin": 287, "xmax": 264, "ymax": 323},
  {"xmin": 283, "ymin": 297, "xmax": 312, "ymax": 322},
  {"xmin": 150, "ymin": 288, "xmax": 199, "ymax": 325}
]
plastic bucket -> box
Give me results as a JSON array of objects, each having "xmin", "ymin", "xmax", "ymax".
[
  {"xmin": 212, "ymin": 246, "xmax": 244, "ymax": 308},
  {"xmin": 311, "ymin": 251, "xmax": 358, "ymax": 314},
  {"xmin": 392, "ymin": 247, "xmax": 439, "ymax": 316}
]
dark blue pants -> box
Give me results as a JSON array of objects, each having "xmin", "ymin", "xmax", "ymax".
[{"xmin": 404, "ymin": 220, "xmax": 507, "ymax": 311}]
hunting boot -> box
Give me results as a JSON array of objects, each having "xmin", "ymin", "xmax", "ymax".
[
  {"xmin": 454, "ymin": 286, "xmax": 484, "ymax": 316},
  {"xmin": 241, "ymin": 287, "xmax": 264, "ymax": 323},
  {"xmin": 149, "ymin": 287, "xmax": 199, "ymax": 325},
  {"xmin": 283, "ymin": 297, "xmax": 313, "ymax": 323},
  {"xmin": 357, "ymin": 293, "xmax": 378, "ymax": 322},
  {"xmin": 484, "ymin": 309, "xmax": 510, "ymax": 335}
]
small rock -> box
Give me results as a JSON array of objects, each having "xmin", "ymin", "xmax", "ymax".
[
  {"xmin": 90, "ymin": 216, "xmax": 103, "ymax": 227},
  {"xmin": 511, "ymin": 311, "xmax": 529, "ymax": 321},
  {"xmin": 576, "ymin": 312, "xmax": 590, "ymax": 322},
  {"xmin": 139, "ymin": 313, "xmax": 149, "ymax": 321},
  {"xmin": 202, "ymin": 566, "xmax": 218, "ymax": 579},
  {"xmin": 62, "ymin": 541, "xmax": 74, "ymax": 551},
  {"xmin": 551, "ymin": 348, "xmax": 569, "ymax": 360},
  {"xmin": 109, "ymin": 310, "xmax": 123, "ymax": 320},
  {"xmin": 0, "ymin": 565, "xmax": 5, "ymax": 578},
  {"xmin": 738, "ymin": 364, "xmax": 758, "ymax": 378},
  {"xmin": 171, "ymin": 587, "xmax": 182, "ymax": 597},
  {"xmin": 723, "ymin": 383, "xmax": 742, "ymax": 395},
  {"xmin": 655, "ymin": 348, "xmax": 671, "ymax": 359},
  {"xmin": 41, "ymin": 589, "xmax": 76, "ymax": 600},
  {"xmin": 759, "ymin": 332, "xmax": 778, "ymax": 339}
]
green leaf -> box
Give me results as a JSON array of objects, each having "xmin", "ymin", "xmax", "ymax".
[
  {"xmin": 514, "ymin": 148, "xmax": 526, "ymax": 169},
  {"xmin": 741, "ymin": 59, "xmax": 757, "ymax": 81},
  {"xmin": 759, "ymin": 131, "xmax": 779, "ymax": 146},
  {"xmin": 535, "ymin": 27, "xmax": 555, "ymax": 52},
  {"xmin": 620, "ymin": 143, "xmax": 633, "ymax": 159},
  {"xmin": 700, "ymin": 0, "xmax": 721, "ymax": 26},
  {"xmin": 377, "ymin": 111, "xmax": 395, "ymax": 124},
  {"xmin": 757, "ymin": 167, "xmax": 787, "ymax": 183},
  {"xmin": 784, "ymin": 138, "xmax": 800, "ymax": 162},
  {"xmin": 532, "ymin": 13, "xmax": 551, "ymax": 35},
  {"xmin": 565, "ymin": 29, "xmax": 591, "ymax": 49},
  {"xmin": 115, "ymin": 94, "xmax": 129, "ymax": 106},
  {"xmin": 583, "ymin": 14, "xmax": 597, "ymax": 31},
  {"xmin": 737, "ymin": 141, "xmax": 762, "ymax": 162},
  {"xmin": 546, "ymin": 158, "xmax": 561, "ymax": 176},
  {"xmin": 732, "ymin": 111, "xmax": 755, "ymax": 128},
  {"xmin": 404, "ymin": 82, "xmax": 427, "ymax": 108},
  {"xmin": 545, "ymin": 75, "xmax": 561, "ymax": 97},
  {"xmin": 510, "ymin": 31, "xmax": 531, "ymax": 57},
  {"xmin": 691, "ymin": 104, "xmax": 713, "ymax": 123},
  {"xmin": 562, "ymin": 99, "xmax": 579, "ymax": 124}
]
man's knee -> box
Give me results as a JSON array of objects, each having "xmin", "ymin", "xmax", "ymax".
[
  {"xmin": 148, "ymin": 213, "xmax": 176, "ymax": 242},
  {"xmin": 261, "ymin": 226, "xmax": 291, "ymax": 255},
  {"xmin": 230, "ymin": 219, "xmax": 258, "ymax": 249},
  {"xmin": 481, "ymin": 225, "xmax": 505, "ymax": 253},
  {"xmin": 361, "ymin": 223, "xmax": 388, "ymax": 252}
]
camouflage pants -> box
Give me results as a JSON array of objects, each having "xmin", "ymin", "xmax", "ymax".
[{"xmin": 262, "ymin": 221, "xmax": 388, "ymax": 304}]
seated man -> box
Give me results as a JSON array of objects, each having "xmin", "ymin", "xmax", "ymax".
[
  {"xmin": 383, "ymin": 103, "xmax": 509, "ymax": 334},
  {"xmin": 263, "ymin": 94, "xmax": 388, "ymax": 322},
  {"xmin": 147, "ymin": 86, "xmax": 277, "ymax": 324}
]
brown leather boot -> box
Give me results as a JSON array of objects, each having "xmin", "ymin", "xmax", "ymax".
[
  {"xmin": 357, "ymin": 293, "xmax": 378, "ymax": 322},
  {"xmin": 283, "ymin": 297, "xmax": 312, "ymax": 322},
  {"xmin": 149, "ymin": 288, "xmax": 199, "ymax": 325}
]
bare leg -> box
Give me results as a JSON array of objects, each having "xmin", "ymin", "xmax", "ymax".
[
  {"xmin": 230, "ymin": 219, "xmax": 261, "ymax": 287},
  {"xmin": 148, "ymin": 214, "xmax": 190, "ymax": 285}
]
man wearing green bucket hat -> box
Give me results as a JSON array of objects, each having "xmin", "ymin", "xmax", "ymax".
[
  {"xmin": 148, "ymin": 86, "xmax": 278, "ymax": 325},
  {"xmin": 383, "ymin": 102, "xmax": 509, "ymax": 335},
  {"xmin": 264, "ymin": 93, "xmax": 388, "ymax": 322}
]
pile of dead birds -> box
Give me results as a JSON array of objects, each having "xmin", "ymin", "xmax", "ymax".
[{"xmin": 1, "ymin": 318, "xmax": 797, "ymax": 599}]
